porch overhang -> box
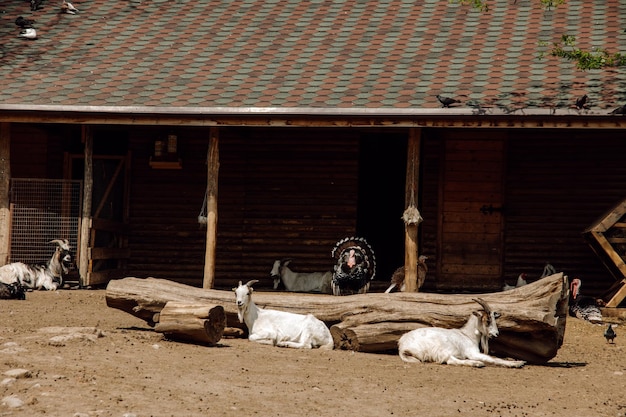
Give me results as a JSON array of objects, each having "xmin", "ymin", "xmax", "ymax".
[{"xmin": 1, "ymin": 105, "xmax": 626, "ymax": 129}]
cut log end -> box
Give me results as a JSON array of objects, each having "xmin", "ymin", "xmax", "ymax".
[{"xmin": 154, "ymin": 302, "xmax": 226, "ymax": 346}]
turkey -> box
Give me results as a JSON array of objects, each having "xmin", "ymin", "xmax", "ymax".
[
  {"xmin": 384, "ymin": 255, "xmax": 428, "ymax": 293},
  {"xmin": 569, "ymin": 278, "xmax": 603, "ymax": 323},
  {"xmin": 331, "ymin": 237, "xmax": 376, "ymax": 296}
]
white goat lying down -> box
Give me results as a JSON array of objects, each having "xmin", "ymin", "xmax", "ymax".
[
  {"xmin": 398, "ymin": 298, "xmax": 525, "ymax": 368},
  {"xmin": 270, "ymin": 259, "xmax": 333, "ymax": 294},
  {"xmin": 0, "ymin": 239, "xmax": 72, "ymax": 291},
  {"xmin": 234, "ymin": 280, "xmax": 334, "ymax": 349}
]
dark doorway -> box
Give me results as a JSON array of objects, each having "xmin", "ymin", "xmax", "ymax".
[{"xmin": 357, "ymin": 133, "xmax": 407, "ymax": 282}]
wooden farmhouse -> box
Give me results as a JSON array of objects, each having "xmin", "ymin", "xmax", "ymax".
[{"xmin": 1, "ymin": 0, "xmax": 626, "ymax": 303}]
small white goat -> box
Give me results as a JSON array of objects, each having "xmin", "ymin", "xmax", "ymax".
[
  {"xmin": 398, "ymin": 298, "xmax": 525, "ymax": 368},
  {"xmin": 270, "ymin": 259, "xmax": 333, "ymax": 294},
  {"xmin": 233, "ymin": 280, "xmax": 334, "ymax": 349},
  {"xmin": 0, "ymin": 239, "xmax": 72, "ymax": 291}
]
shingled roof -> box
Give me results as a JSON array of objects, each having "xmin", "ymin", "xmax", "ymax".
[{"xmin": 1, "ymin": 0, "xmax": 626, "ymax": 114}]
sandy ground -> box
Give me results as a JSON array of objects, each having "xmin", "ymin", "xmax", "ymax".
[{"xmin": 0, "ymin": 289, "xmax": 624, "ymax": 417}]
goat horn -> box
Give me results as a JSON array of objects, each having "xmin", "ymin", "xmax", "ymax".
[
  {"xmin": 472, "ymin": 298, "xmax": 492, "ymax": 313},
  {"xmin": 245, "ymin": 279, "xmax": 259, "ymax": 287},
  {"xmin": 49, "ymin": 239, "xmax": 70, "ymax": 250}
]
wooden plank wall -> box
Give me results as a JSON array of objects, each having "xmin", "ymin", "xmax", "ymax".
[
  {"xmin": 127, "ymin": 127, "xmax": 359, "ymax": 289},
  {"xmin": 215, "ymin": 128, "xmax": 359, "ymax": 289},
  {"xmin": 504, "ymin": 131, "xmax": 626, "ymax": 296},
  {"xmin": 126, "ymin": 128, "xmax": 209, "ymax": 285}
]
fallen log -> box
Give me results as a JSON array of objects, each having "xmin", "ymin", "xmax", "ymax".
[
  {"xmin": 105, "ymin": 273, "xmax": 569, "ymax": 363},
  {"xmin": 153, "ymin": 302, "xmax": 226, "ymax": 346}
]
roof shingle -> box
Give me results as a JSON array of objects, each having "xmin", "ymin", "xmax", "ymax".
[{"xmin": 1, "ymin": 0, "xmax": 625, "ymax": 111}]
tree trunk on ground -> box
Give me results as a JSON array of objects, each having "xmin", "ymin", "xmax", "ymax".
[
  {"xmin": 154, "ymin": 302, "xmax": 226, "ymax": 346},
  {"xmin": 105, "ymin": 273, "xmax": 569, "ymax": 363}
]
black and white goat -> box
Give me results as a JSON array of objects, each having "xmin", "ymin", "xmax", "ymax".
[
  {"xmin": 270, "ymin": 259, "xmax": 333, "ymax": 294},
  {"xmin": 234, "ymin": 280, "xmax": 334, "ymax": 349},
  {"xmin": 0, "ymin": 239, "xmax": 72, "ymax": 291},
  {"xmin": 0, "ymin": 282, "xmax": 26, "ymax": 300},
  {"xmin": 398, "ymin": 298, "xmax": 525, "ymax": 368}
]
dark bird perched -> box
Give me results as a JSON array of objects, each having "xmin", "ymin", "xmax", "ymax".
[
  {"xmin": 436, "ymin": 95, "xmax": 461, "ymax": 108},
  {"xmin": 31, "ymin": 0, "xmax": 43, "ymax": 11},
  {"xmin": 609, "ymin": 105, "xmax": 626, "ymax": 115},
  {"xmin": 569, "ymin": 278, "xmax": 603, "ymax": 323},
  {"xmin": 575, "ymin": 94, "xmax": 588, "ymax": 109},
  {"xmin": 0, "ymin": 282, "xmax": 26, "ymax": 300},
  {"xmin": 331, "ymin": 236, "xmax": 376, "ymax": 296},
  {"xmin": 604, "ymin": 324, "xmax": 616, "ymax": 343},
  {"xmin": 15, "ymin": 16, "xmax": 35, "ymax": 29}
]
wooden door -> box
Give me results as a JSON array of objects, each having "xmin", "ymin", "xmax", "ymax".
[{"xmin": 437, "ymin": 135, "xmax": 505, "ymax": 291}]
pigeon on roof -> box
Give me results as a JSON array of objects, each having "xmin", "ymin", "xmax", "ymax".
[
  {"xmin": 61, "ymin": 0, "xmax": 79, "ymax": 14},
  {"xmin": 19, "ymin": 28, "xmax": 38, "ymax": 40},
  {"xmin": 575, "ymin": 94, "xmax": 588, "ymax": 110},
  {"xmin": 436, "ymin": 95, "xmax": 461, "ymax": 108},
  {"xmin": 609, "ymin": 105, "xmax": 626, "ymax": 115},
  {"xmin": 15, "ymin": 17, "xmax": 35, "ymax": 29},
  {"xmin": 30, "ymin": 0, "xmax": 43, "ymax": 11}
]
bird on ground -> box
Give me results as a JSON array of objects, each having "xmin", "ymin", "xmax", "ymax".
[
  {"xmin": 331, "ymin": 236, "xmax": 376, "ymax": 296},
  {"xmin": 609, "ymin": 105, "xmax": 626, "ymax": 115},
  {"xmin": 604, "ymin": 324, "xmax": 616, "ymax": 343},
  {"xmin": 15, "ymin": 16, "xmax": 35, "ymax": 29},
  {"xmin": 575, "ymin": 94, "xmax": 588, "ymax": 110},
  {"xmin": 61, "ymin": 0, "xmax": 79, "ymax": 14},
  {"xmin": 19, "ymin": 28, "xmax": 38, "ymax": 40},
  {"xmin": 569, "ymin": 278, "xmax": 603, "ymax": 323},
  {"xmin": 436, "ymin": 95, "xmax": 461, "ymax": 108},
  {"xmin": 384, "ymin": 255, "xmax": 428, "ymax": 293}
]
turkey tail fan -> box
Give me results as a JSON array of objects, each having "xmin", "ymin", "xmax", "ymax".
[{"xmin": 331, "ymin": 236, "xmax": 377, "ymax": 281}]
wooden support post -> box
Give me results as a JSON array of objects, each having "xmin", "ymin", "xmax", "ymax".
[
  {"xmin": 403, "ymin": 129, "xmax": 422, "ymax": 292},
  {"xmin": 0, "ymin": 123, "xmax": 10, "ymax": 266},
  {"xmin": 79, "ymin": 127, "xmax": 93, "ymax": 286},
  {"xmin": 203, "ymin": 128, "xmax": 220, "ymax": 289}
]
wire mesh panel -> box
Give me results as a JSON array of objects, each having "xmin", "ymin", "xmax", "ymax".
[{"xmin": 9, "ymin": 179, "xmax": 82, "ymax": 265}]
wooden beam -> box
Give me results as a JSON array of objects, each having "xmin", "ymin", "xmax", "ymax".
[
  {"xmin": 79, "ymin": 126, "xmax": 93, "ymax": 287},
  {"xmin": 403, "ymin": 129, "xmax": 421, "ymax": 292},
  {"xmin": 0, "ymin": 123, "xmax": 10, "ymax": 265},
  {"xmin": 203, "ymin": 128, "xmax": 220, "ymax": 289}
]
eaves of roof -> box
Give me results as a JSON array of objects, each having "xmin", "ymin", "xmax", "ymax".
[{"xmin": 2, "ymin": 104, "xmax": 626, "ymax": 129}]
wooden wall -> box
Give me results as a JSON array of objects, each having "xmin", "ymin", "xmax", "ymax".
[
  {"xmin": 420, "ymin": 128, "xmax": 625, "ymax": 296},
  {"xmin": 8, "ymin": 123, "xmax": 625, "ymax": 297},
  {"xmin": 126, "ymin": 127, "xmax": 360, "ymax": 289},
  {"xmin": 503, "ymin": 131, "xmax": 626, "ymax": 296}
]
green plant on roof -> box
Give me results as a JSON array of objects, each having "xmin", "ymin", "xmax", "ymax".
[
  {"xmin": 539, "ymin": 35, "xmax": 626, "ymax": 70},
  {"xmin": 450, "ymin": 0, "xmax": 564, "ymax": 12}
]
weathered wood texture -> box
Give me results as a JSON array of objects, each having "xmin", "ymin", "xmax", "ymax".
[
  {"xmin": 154, "ymin": 302, "xmax": 225, "ymax": 346},
  {"xmin": 106, "ymin": 273, "xmax": 568, "ymax": 363},
  {"xmin": 0, "ymin": 123, "xmax": 10, "ymax": 266}
]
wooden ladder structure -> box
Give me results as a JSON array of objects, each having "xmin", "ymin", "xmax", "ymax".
[{"xmin": 583, "ymin": 199, "xmax": 626, "ymax": 308}]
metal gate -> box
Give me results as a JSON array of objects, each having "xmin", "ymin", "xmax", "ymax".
[{"xmin": 9, "ymin": 179, "xmax": 82, "ymax": 269}]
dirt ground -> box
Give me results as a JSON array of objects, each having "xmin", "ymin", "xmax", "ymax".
[{"xmin": 0, "ymin": 289, "xmax": 624, "ymax": 417}]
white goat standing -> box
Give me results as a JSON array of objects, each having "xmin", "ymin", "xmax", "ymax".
[
  {"xmin": 234, "ymin": 280, "xmax": 334, "ymax": 349},
  {"xmin": 270, "ymin": 259, "xmax": 333, "ymax": 294},
  {"xmin": 398, "ymin": 298, "xmax": 525, "ymax": 368},
  {"xmin": 0, "ymin": 239, "xmax": 72, "ymax": 291}
]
